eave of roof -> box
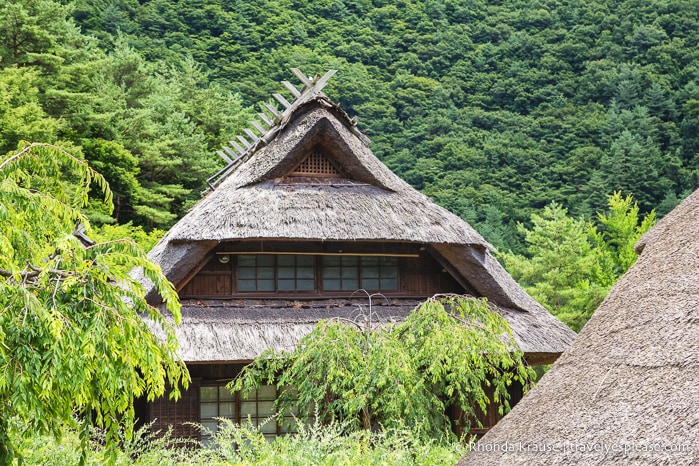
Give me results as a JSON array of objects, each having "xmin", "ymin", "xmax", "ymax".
[{"xmin": 147, "ymin": 298, "xmax": 570, "ymax": 364}]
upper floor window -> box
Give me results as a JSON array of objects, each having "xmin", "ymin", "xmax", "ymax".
[
  {"xmin": 322, "ymin": 256, "xmax": 397, "ymax": 291},
  {"xmin": 178, "ymin": 247, "xmax": 470, "ymax": 298},
  {"xmin": 237, "ymin": 255, "xmax": 315, "ymax": 292},
  {"xmin": 235, "ymin": 254, "xmax": 398, "ymax": 293},
  {"xmin": 200, "ymin": 384, "xmax": 296, "ymax": 444}
]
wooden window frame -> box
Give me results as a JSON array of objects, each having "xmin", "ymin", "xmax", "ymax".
[
  {"xmin": 199, "ymin": 383, "xmax": 297, "ymax": 442},
  {"xmin": 178, "ymin": 246, "xmax": 470, "ymax": 299},
  {"xmin": 233, "ymin": 254, "xmax": 400, "ymax": 295},
  {"xmin": 288, "ymin": 147, "xmax": 344, "ymax": 178},
  {"xmin": 321, "ymin": 255, "xmax": 398, "ymax": 292}
]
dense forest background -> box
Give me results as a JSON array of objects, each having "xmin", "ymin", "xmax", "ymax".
[{"xmin": 2, "ymin": 0, "xmax": 698, "ymax": 252}]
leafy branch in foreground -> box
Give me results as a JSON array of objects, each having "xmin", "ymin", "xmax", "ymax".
[
  {"xmin": 0, "ymin": 143, "xmax": 188, "ymax": 465},
  {"xmin": 231, "ymin": 295, "xmax": 534, "ymax": 441}
]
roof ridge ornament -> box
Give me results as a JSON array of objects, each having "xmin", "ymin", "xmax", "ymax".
[{"xmin": 205, "ymin": 68, "xmax": 338, "ymax": 192}]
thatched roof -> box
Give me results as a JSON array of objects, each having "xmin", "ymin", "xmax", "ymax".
[
  {"xmin": 148, "ymin": 298, "xmax": 416, "ymax": 363},
  {"xmin": 157, "ymin": 101, "xmax": 488, "ymax": 246},
  {"xmin": 134, "ymin": 81, "xmax": 575, "ymax": 364},
  {"xmin": 458, "ymin": 190, "xmax": 699, "ymax": 466}
]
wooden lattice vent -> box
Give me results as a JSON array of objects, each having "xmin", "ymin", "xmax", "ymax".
[{"xmin": 289, "ymin": 149, "xmax": 344, "ymax": 178}]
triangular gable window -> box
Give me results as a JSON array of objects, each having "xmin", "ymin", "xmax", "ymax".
[{"xmin": 288, "ymin": 148, "xmax": 345, "ymax": 178}]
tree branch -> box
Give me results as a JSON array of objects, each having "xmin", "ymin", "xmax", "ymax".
[
  {"xmin": 0, "ymin": 142, "xmax": 84, "ymax": 172},
  {"xmin": 0, "ymin": 266, "xmax": 68, "ymax": 281}
]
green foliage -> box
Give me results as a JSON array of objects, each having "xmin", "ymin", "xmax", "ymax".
[
  {"xmin": 79, "ymin": 138, "xmax": 140, "ymax": 224},
  {"xmin": 590, "ymin": 192, "xmax": 656, "ymax": 285},
  {"xmin": 90, "ymin": 223, "xmax": 165, "ymax": 255},
  {"xmin": 203, "ymin": 417, "xmax": 465, "ymax": 466},
  {"xmin": 10, "ymin": 419, "xmax": 464, "ymax": 466},
  {"xmin": 231, "ymin": 295, "xmax": 535, "ymax": 440},
  {"xmin": 3, "ymin": 0, "xmax": 698, "ymax": 243},
  {"xmin": 501, "ymin": 202, "xmax": 608, "ymax": 331},
  {"xmin": 0, "ymin": 143, "xmax": 188, "ymax": 465},
  {"xmin": 11, "ymin": 422, "xmax": 211, "ymax": 465},
  {"xmin": 501, "ymin": 193, "xmax": 655, "ymax": 331},
  {"xmin": 0, "ymin": 0, "xmax": 84, "ymax": 67},
  {"xmin": 0, "ymin": 67, "xmax": 60, "ymax": 154}
]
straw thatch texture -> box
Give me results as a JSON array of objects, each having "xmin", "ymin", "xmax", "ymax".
[
  {"xmin": 458, "ymin": 190, "xmax": 699, "ymax": 466},
  {"xmin": 147, "ymin": 298, "xmax": 416, "ymax": 362}
]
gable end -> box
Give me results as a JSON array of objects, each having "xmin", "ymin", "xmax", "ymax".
[{"xmin": 287, "ymin": 147, "xmax": 348, "ymax": 179}]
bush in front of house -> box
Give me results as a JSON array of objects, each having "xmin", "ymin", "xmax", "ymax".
[{"xmin": 11, "ymin": 418, "xmax": 464, "ymax": 465}]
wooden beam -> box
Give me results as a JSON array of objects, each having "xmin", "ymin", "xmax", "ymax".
[
  {"xmin": 175, "ymin": 250, "xmax": 218, "ymax": 292},
  {"xmin": 229, "ymin": 140, "xmax": 245, "ymax": 154},
  {"xmin": 258, "ymin": 112, "xmax": 274, "ymax": 126},
  {"xmin": 244, "ymin": 128, "xmax": 260, "ymax": 142},
  {"xmin": 273, "ymin": 93, "xmax": 293, "ymax": 109},
  {"xmin": 264, "ymin": 103, "xmax": 282, "ymax": 119},
  {"xmin": 251, "ymin": 121, "xmax": 267, "ymax": 134},
  {"xmin": 216, "ymin": 150, "xmax": 232, "ymax": 164},
  {"xmin": 261, "ymin": 127, "xmax": 281, "ymax": 144},
  {"xmin": 223, "ymin": 146, "xmax": 238, "ymax": 159},
  {"xmin": 237, "ymin": 135, "xmax": 251, "ymax": 148},
  {"xmin": 425, "ymin": 245, "xmax": 479, "ymax": 296},
  {"xmin": 290, "ymin": 67, "xmax": 312, "ymax": 87},
  {"xmin": 281, "ymin": 80, "xmax": 301, "ymax": 98},
  {"xmin": 310, "ymin": 69, "xmax": 337, "ymax": 94},
  {"xmin": 215, "ymin": 251, "xmax": 420, "ymax": 257}
]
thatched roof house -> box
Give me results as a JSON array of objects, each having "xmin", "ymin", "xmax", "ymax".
[
  {"xmin": 459, "ymin": 190, "xmax": 699, "ymax": 465},
  {"xmin": 134, "ymin": 70, "xmax": 575, "ymax": 441}
]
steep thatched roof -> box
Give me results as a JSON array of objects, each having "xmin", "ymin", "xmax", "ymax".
[
  {"xmin": 458, "ymin": 190, "xmax": 699, "ymax": 466},
  {"xmin": 156, "ymin": 101, "xmax": 488, "ymax": 246},
  {"xmin": 134, "ymin": 76, "xmax": 575, "ymax": 364}
]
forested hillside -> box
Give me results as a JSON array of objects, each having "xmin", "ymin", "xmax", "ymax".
[{"xmin": 3, "ymin": 0, "xmax": 698, "ymax": 252}]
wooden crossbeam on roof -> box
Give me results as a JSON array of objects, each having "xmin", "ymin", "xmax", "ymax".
[
  {"xmin": 310, "ymin": 69, "xmax": 337, "ymax": 93},
  {"xmin": 258, "ymin": 112, "xmax": 274, "ymax": 126},
  {"xmin": 251, "ymin": 121, "xmax": 268, "ymax": 134},
  {"xmin": 290, "ymin": 68, "xmax": 312, "ymax": 87},
  {"xmin": 237, "ymin": 135, "xmax": 251, "ymax": 148},
  {"xmin": 264, "ymin": 103, "xmax": 282, "ymax": 119},
  {"xmin": 206, "ymin": 67, "xmax": 345, "ymax": 192},
  {"xmin": 223, "ymin": 146, "xmax": 237, "ymax": 159},
  {"xmin": 273, "ymin": 93, "xmax": 293, "ymax": 109},
  {"xmin": 244, "ymin": 128, "xmax": 260, "ymax": 142},
  {"xmin": 216, "ymin": 150, "xmax": 232, "ymax": 164},
  {"xmin": 229, "ymin": 140, "xmax": 245, "ymax": 154},
  {"xmin": 281, "ymin": 80, "xmax": 301, "ymax": 98}
]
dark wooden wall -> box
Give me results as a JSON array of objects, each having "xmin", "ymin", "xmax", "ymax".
[
  {"xmin": 142, "ymin": 363, "xmax": 524, "ymax": 442},
  {"xmin": 449, "ymin": 381, "xmax": 524, "ymax": 439},
  {"xmin": 180, "ymin": 247, "xmax": 464, "ymax": 299},
  {"xmin": 142, "ymin": 364, "xmax": 246, "ymax": 440},
  {"xmin": 147, "ymin": 379, "xmax": 201, "ymax": 440}
]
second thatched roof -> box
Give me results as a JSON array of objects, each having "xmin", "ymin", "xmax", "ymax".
[{"xmin": 458, "ymin": 189, "xmax": 699, "ymax": 466}]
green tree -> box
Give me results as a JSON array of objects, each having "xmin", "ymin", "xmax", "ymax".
[
  {"xmin": 0, "ymin": 143, "xmax": 188, "ymax": 464},
  {"xmin": 0, "ymin": 0, "xmax": 83, "ymax": 67},
  {"xmin": 232, "ymin": 295, "xmax": 534, "ymax": 440},
  {"xmin": 0, "ymin": 67, "xmax": 60, "ymax": 153},
  {"xmin": 502, "ymin": 193, "xmax": 655, "ymax": 331},
  {"xmin": 79, "ymin": 138, "xmax": 141, "ymax": 224},
  {"xmin": 589, "ymin": 192, "xmax": 656, "ymax": 285},
  {"xmin": 500, "ymin": 202, "xmax": 606, "ymax": 331}
]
